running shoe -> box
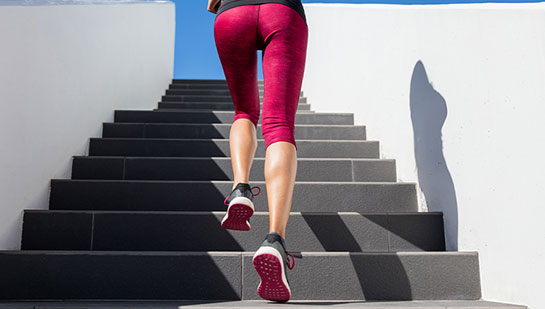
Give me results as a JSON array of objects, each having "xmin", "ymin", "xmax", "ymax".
[
  {"xmin": 252, "ymin": 232, "xmax": 296, "ymax": 302},
  {"xmin": 221, "ymin": 182, "xmax": 261, "ymax": 231}
]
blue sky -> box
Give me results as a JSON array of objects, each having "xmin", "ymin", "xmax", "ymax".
[{"xmin": 173, "ymin": 0, "xmax": 541, "ymax": 79}]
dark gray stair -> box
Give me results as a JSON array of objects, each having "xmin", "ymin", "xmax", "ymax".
[
  {"xmin": 165, "ymin": 88, "xmax": 303, "ymax": 96},
  {"xmin": 0, "ymin": 250, "xmax": 241, "ymax": 300},
  {"xmin": 0, "ymin": 78, "xmax": 496, "ymax": 304},
  {"xmin": 114, "ymin": 110, "xmax": 354, "ymax": 125},
  {"xmin": 22, "ymin": 211, "xmax": 445, "ymax": 252},
  {"xmin": 0, "ymin": 300, "xmax": 526, "ymax": 308},
  {"xmin": 242, "ymin": 251, "xmax": 481, "ymax": 301},
  {"xmin": 48, "ymin": 180, "xmax": 418, "ymax": 212},
  {"xmin": 88, "ymin": 138, "xmax": 379, "ymax": 158},
  {"xmin": 154, "ymin": 108, "xmax": 316, "ymax": 113},
  {"xmin": 71, "ymin": 157, "xmax": 395, "ymax": 182},
  {"xmin": 168, "ymin": 83, "xmax": 265, "ymax": 90},
  {"xmin": 157, "ymin": 102, "xmax": 311, "ymax": 110},
  {"xmin": 102, "ymin": 123, "xmax": 366, "ymax": 140},
  {"xmin": 162, "ymin": 94, "xmax": 307, "ymax": 103},
  {"xmin": 173, "ymin": 78, "xmax": 264, "ymax": 85},
  {"xmin": 0, "ymin": 250, "xmax": 480, "ymax": 301}
]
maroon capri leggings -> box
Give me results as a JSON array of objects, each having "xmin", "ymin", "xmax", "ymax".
[{"xmin": 213, "ymin": 3, "xmax": 308, "ymax": 151}]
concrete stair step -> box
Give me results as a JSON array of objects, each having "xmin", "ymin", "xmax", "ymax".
[
  {"xmin": 102, "ymin": 123, "xmax": 366, "ymax": 140},
  {"xmin": 152, "ymin": 108, "xmax": 316, "ymax": 113},
  {"xmin": 169, "ymin": 83, "xmax": 266, "ymax": 90},
  {"xmin": 114, "ymin": 110, "xmax": 353, "ymax": 125},
  {"xmin": 0, "ymin": 300, "xmax": 526, "ymax": 308},
  {"xmin": 165, "ymin": 88, "xmax": 303, "ymax": 96},
  {"xmin": 0, "ymin": 250, "xmax": 480, "ymax": 301},
  {"xmin": 157, "ymin": 102, "xmax": 311, "ymax": 110},
  {"xmin": 161, "ymin": 95, "xmax": 307, "ymax": 103},
  {"xmin": 22, "ymin": 211, "xmax": 445, "ymax": 252},
  {"xmin": 172, "ymin": 78, "xmax": 264, "ymax": 85},
  {"xmin": 145, "ymin": 300, "xmax": 527, "ymax": 308},
  {"xmin": 165, "ymin": 89, "xmax": 304, "ymax": 98},
  {"xmin": 71, "ymin": 157, "xmax": 395, "ymax": 182},
  {"xmin": 2, "ymin": 77, "xmax": 500, "ymax": 305},
  {"xmin": 48, "ymin": 180, "xmax": 417, "ymax": 212},
  {"xmin": 88, "ymin": 138, "xmax": 379, "ymax": 158}
]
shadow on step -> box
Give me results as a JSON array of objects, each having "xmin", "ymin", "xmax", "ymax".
[{"xmin": 301, "ymin": 213, "xmax": 412, "ymax": 300}]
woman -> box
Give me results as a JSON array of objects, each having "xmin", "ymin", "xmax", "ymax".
[{"xmin": 211, "ymin": 0, "xmax": 308, "ymax": 302}]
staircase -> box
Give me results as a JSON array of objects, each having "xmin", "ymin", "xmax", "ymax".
[{"xmin": 0, "ymin": 79, "xmax": 525, "ymax": 308}]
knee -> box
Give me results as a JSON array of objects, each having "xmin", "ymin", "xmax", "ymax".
[
  {"xmin": 265, "ymin": 139, "xmax": 297, "ymax": 151},
  {"xmin": 233, "ymin": 113, "xmax": 259, "ymax": 128},
  {"xmin": 262, "ymin": 123, "xmax": 297, "ymax": 151}
]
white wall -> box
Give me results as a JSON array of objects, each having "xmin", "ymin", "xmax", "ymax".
[
  {"xmin": 301, "ymin": 2, "xmax": 544, "ymax": 308},
  {"xmin": 0, "ymin": 2, "xmax": 175, "ymax": 249}
]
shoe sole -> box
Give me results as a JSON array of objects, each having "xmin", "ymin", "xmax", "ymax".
[
  {"xmin": 252, "ymin": 246, "xmax": 291, "ymax": 302},
  {"xmin": 221, "ymin": 196, "xmax": 254, "ymax": 231}
]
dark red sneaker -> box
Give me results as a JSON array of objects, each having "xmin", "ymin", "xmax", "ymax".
[
  {"xmin": 221, "ymin": 183, "xmax": 261, "ymax": 231},
  {"xmin": 252, "ymin": 232, "xmax": 295, "ymax": 302}
]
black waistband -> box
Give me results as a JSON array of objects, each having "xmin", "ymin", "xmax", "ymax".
[{"xmin": 216, "ymin": 0, "xmax": 307, "ymax": 25}]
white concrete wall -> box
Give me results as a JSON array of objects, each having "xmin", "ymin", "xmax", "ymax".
[
  {"xmin": 0, "ymin": 2, "xmax": 175, "ymax": 249},
  {"xmin": 301, "ymin": 2, "xmax": 544, "ymax": 308}
]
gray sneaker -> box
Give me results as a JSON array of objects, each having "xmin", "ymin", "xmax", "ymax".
[
  {"xmin": 252, "ymin": 232, "xmax": 296, "ymax": 302},
  {"xmin": 221, "ymin": 183, "xmax": 261, "ymax": 231}
]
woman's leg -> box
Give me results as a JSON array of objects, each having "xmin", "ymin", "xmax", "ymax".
[
  {"xmin": 214, "ymin": 6, "xmax": 260, "ymax": 190},
  {"xmin": 258, "ymin": 3, "xmax": 308, "ymax": 239}
]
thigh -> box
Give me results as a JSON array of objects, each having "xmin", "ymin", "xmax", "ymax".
[
  {"xmin": 258, "ymin": 3, "xmax": 308, "ymax": 127},
  {"xmin": 214, "ymin": 6, "xmax": 261, "ymax": 120}
]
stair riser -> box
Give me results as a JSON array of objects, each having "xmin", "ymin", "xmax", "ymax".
[
  {"xmin": 88, "ymin": 139, "xmax": 380, "ymax": 158},
  {"xmin": 154, "ymin": 108, "xmax": 316, "ymax": 113},
  {"xmin": 0, "ymin": 251, "xmax": 480, "ymax": 300},
  {"xmin": 0, "ymin": 252, "xmax": 241, "ymax": 300},
  {"xmin": 243, "ymin": 252, "xmax": 481, "ymax": 300},
  {"xmin": 49, "ymin": 181, "xmax": 418, "ymax": 212},
  {"xmin": 102, "ymin": 123, "xmax": 367, "ymax": 140},
  {"xmin": 169, "ymin": 84, "xmax": 265, "ymax": 90},
  {"xmin": 162, "ymin": 95, "xmax": 307, "ymax": 103},
  {"xmin": 165, "ymin": 90, "xmax": 301, "ymax": 96},
  {"xmin": 22, "ymin": 211, "xmax": 446, "ymax": 252},
  {"xmin": 166, "ymin": 89, "xmax": 303, "ymax": 96},
  {"xmin": 71, "ymin": 157, "xmax": 395, "ymax": 182},
  {"xmin": 114, "ymin": 111, "xmax": 354, "ymax": 125},
  {"xmin": 173, "ymin": 79, "xmax": 264, "ymax": 85},
  {"xmin": 157, "ymin": 102, "xmax": 311, "ymax": 111}
]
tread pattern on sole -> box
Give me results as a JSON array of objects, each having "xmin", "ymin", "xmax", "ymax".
[
  {"xmin": 253, "ymin": 253, "xmax": 291, "ymax": 302},
  {"xmin": 221, "ymin": 203, "xmax": 253, "ymax": 231}
]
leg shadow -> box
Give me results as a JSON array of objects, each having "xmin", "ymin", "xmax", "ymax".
[{"xmin": 409, "ymin": 60, "xmax": 459, "ymax": 251}]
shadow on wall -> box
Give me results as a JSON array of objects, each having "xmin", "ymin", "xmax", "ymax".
[{"xmin": 409, "ymin": 60, "xmax": 459, "ymax": 251}]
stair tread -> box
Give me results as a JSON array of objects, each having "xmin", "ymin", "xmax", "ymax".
[
  {"xmin": 52, "ymin": 179, "xmax": 413, "ymax": 184},
  {"xmin": 1, "ymin": 250, "xmax": 476, "ymax": 255},
  {"xmin": 104, "ymin": 122, "xmax": 363, "ymax": 127},
  {"xmin": 91, "ymin": 137, "xmax": 375, "ymax": 142},
  {"xmin": 24, "ymin": 209, "xmax": 440, "ymax": 215},
  {"xmin": 91, "ymin": 137, "xmax": 373, "ymax": 143},
  {"xmin": 73, "ymin": 155, "xmax": 389, "ymax": 160},
  {"xmin": 0, "ymin": 300, "xmax": 526, "ymax": 308},
  {"xmin": 0, "ymin": 249, "xmax": 480, "ymax": 300},
  {"xmin": 117, "ymin": 109, "xmax": 352, "ymax": 115}
]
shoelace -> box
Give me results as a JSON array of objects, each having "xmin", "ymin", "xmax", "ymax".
[
  {"xmin": 286, "ymin": 251, "xmax": 295, "ymax": 270},
  {"xmin": 223, "ymin": 185, "xmax": 261, "ymax": 206}
]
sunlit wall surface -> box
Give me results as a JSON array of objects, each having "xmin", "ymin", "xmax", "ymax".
[
  {"xmin": 0, "ymin": 0, "xmax": 175, "ymax": 250},
  {"xmin": 171, "ymin": 0, "xmax": 545, "ymax": 79}
]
